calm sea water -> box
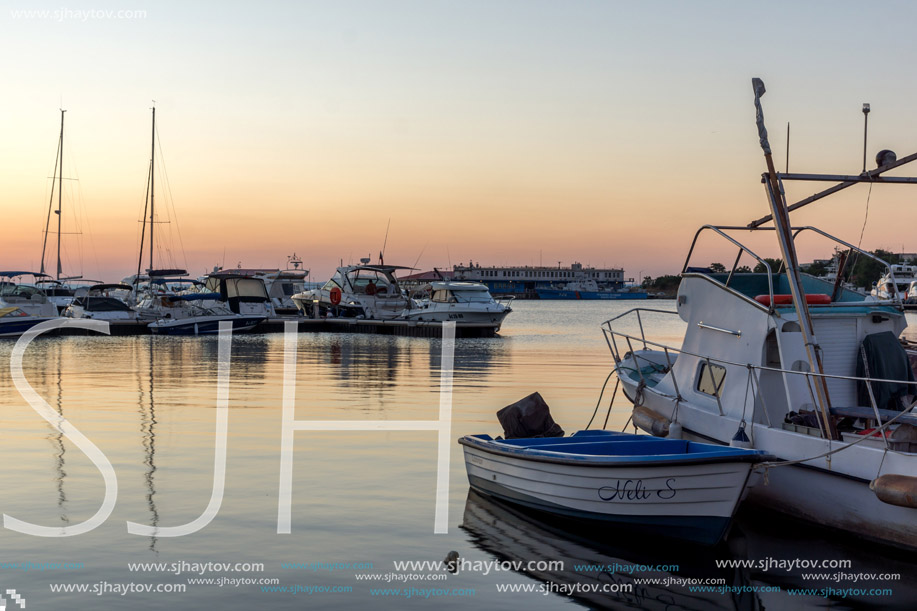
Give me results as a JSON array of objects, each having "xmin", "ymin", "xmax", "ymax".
[{"xmin": 0, "ymin": 301, "xmax": 914, "ymax": 610}]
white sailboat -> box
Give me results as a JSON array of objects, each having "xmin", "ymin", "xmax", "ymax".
[
  {"xmin": 131, "ymin": 108, "xmax": 264, "ymax": 335},
  {"xmin": 604, "ymin": 79, "xmax": 917, "ymax": 549}
]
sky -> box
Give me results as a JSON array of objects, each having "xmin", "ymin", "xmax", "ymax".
[{"xmin": 3, "ymin": 0, "xmax": 917, "ymax": 282}]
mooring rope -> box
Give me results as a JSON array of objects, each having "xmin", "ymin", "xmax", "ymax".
[{"xmin": 757, "ymin": 405, "xmax": 914, "ymax": 481}]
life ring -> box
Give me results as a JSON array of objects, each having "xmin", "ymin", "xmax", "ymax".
[
  {"xmin": 330, "ymin": 287, "xmax": 342, "ymax": 305},
  {"xmin": 754, "ymin": 293, "xmax": 831, "ymax": 306},
  {"xmin": 365, "ymin": 283, "xmax": 377, "ymax": 296}
]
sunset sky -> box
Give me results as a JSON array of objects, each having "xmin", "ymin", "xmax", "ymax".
[{"xmin": 3, "ymin": 1, "xmax": 917, "ymax": 282}]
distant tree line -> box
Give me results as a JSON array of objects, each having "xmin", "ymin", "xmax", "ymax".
[{"xmin": 642, "ymin": 249, "xmax": 904, "ymax": 295}]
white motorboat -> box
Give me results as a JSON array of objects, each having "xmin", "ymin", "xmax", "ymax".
[
  {"xmin": 908, "ymin": 281, "xmax": 917, "ymax": 304},
  {"xmin": 204, "ymin": 255, "xmax": 308, "ymax": 316},
  {"xmin": 62, "ymin": 283, "xmax": 138, "ymax": 321},
  {"xmin": 266, "ymin": 253, "xmax": 310, "ymax": 315},
  {"xmin": 292, "ymin": 259, "xmax": 412, "ymax": 320},
  {"xmin": 147, "ymin": 311, "xmax": 265, "ymax": 335},
  {"xmin": 202, "ymin": 273, "xmax": 277, "ymax": 318},
  {"xmin": 402, "ymin": 281, "xmax": 512, "ymax": 328},
  {"xmin": 132, "ymin": 271, "xmax": 265, "ymax": 336},
  {"xmin": 603, "ymin": 79, "xmax": 917, "ymax": 550},
  {"xmin": 0, "ymin": 307, "xmax": 57, "ymax": 338},
  {"xmin": 871, "ymin": 263, "xmax": 917, "ymax": 300},
  {"xmin": 0, "ymin": 271, "xmax": 60, "ymax": 318}
]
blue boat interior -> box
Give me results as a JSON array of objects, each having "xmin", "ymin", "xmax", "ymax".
[
  {"xmin": 465, "ymin": 430, "xmax": 769, "ymax": 463},
  {"xmin": 700, "ymin": 272, "xmax": 865, "ymax": 304}
]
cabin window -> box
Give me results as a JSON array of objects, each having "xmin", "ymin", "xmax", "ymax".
[{"xmin": 697, "ymin": 363, "xmax": 726, "ymax": 397}]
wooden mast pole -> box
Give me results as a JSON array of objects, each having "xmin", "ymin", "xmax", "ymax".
[{"xmin": 752, "ymin": 78, "xmax": 838, "ymax": 440}]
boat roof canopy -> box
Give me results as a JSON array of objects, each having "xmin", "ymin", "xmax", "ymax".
[
  {"xmin": 147, "ymin": 268, "xmax": 189, "ymax": 277},
  {"xmin": 170, "ymin": 292, "xmax": 221, "ymax": 302},
  {"xmin": 89, "ymin": 283, "xmax": 133, "ymax": 292},
  {"xmin": 351, "ymin": 265, "xmax": 415, "ymax": 273},
  {"xmin": 151, "ymin": 278, "xmax": 202, "ymax": 285},
  {"xmin": 0, "ymin": 271, "xmax": 50, "ymax": 278}
]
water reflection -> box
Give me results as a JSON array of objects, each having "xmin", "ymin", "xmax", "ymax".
[
  {"xmin": 49, "ymin": 342, "xmax": 69, "ymax": 525},
  {"xmin": 138, "ymin": 336, "xmax": 160, "ymax": 552},
  {"xmin": 461, "ymin": 490, "xmax": 749, "ymax": 610},
  {"xmin": 462, "ymin": 490, "xmax": 915, "ymax": 610}
]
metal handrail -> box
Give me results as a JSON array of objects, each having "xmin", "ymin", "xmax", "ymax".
[
  {"xmin": 681, "ymin": 224, "xmax": 901, "ymax": 308},
  {"xmin": 682, "ymin": 225, "xmax": 774, "ymax": 305},
  {"xmin": 603, "ymin": 319, "xmax": 917, "ymax": 445},
  {"xmin": 602, "ymin": 322, "xmax": 917, "ymax": 388}
]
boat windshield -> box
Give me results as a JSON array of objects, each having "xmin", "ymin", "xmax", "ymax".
[
  {"xmin": 225, "ymin": 277, "xmax": 269, "ymax": 301},
  {"xmin": 0, "ymin": 306, "xmax": 30, "ymax": 318},
  {"xmin": 349, "ymin": 271, "xmax": 394, "ymax": 295},
  {"xmin": 432, "ymin": 288, "xmax": 494, "ymax": 303},
  {"xmin": 455, "ymin": 290, "xmax": 494, "ymax": 303},
  {"xmin": 0, "ymin": 284, "xmax": 47, "ymax": 301}
]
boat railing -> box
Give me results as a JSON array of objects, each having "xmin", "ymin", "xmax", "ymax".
[
  {"xmin": 682, "ymin": 224, "xmax": 900, "ymax": 308},
  {"xmin": 602, "ymin": 312, "xmax": 917, "ymax": 445}
]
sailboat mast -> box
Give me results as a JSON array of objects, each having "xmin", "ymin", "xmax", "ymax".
[
  {"xmin": 149, "ymin": 106, "xmax": 155, "ymax": 273},
  {"xmin": 56, "ymin": 109, "xmax": 65, "ymax": 281}
]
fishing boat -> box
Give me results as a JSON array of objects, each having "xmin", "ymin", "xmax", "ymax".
[
  {"xmin": 292, "ymin": 258, "xmax": 412, "ymax": 319},
  {"xmin": 603, "ymin": 79, "xmax": 917, "ymax": 549},
  {"xmin": 459, "ymin": 429, "xmax": 770, "ymax": 545},
  {"xmin": 537, "ymin": 279, "xmax": 648, "ymax": 300},
  {"xmin": 402, "ymin": 281, "xmax": 513, "ymax": 328}
]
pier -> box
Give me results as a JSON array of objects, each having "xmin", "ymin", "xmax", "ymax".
[{"xmin": 52, "ymin": 317, "xmax": 500, "ymax": 338}]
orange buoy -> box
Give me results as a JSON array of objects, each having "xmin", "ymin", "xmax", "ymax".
[{"xmin": 330, "ymin": 287, "xmax": 342, "ymax": 305}]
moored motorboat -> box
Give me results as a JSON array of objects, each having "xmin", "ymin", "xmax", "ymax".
[
  {"xmin": 147, "ymin": 312, "xmax": 264, "ymax": 335},
  {"xmin": 871, "ymin": 264, "xmax": 917, "ymax": 301},
  {"xmin": 459, "ymin": 429, "xmax": 770, "ymax": 545},
  {"xmin": 402, "ymin": 281, "xmax": 512, "ymax": 328},
  {"xmin": 0, "ymin": 307, "xmax": 57, "ymax": 338},
  {"xmin": 292, "ymin": 258, "xmax": 412, "ymax": 319},
  {"xmin": 63, "ymin": 283, "xmax": 137, "ymax": 320},
  {"xmin": 0, "ymin": 271, "xmax": 60, "ymax": 318}
]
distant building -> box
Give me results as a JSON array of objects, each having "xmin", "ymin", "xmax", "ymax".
[{"xmin": 452, "ymin": 261, "xmax": 626, "ymax": 297}]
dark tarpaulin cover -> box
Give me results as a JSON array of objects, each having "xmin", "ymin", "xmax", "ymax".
[
  {"xmin": 496, "ymin": 392, "xmax": 564, "ymax": 439},
  {"xmin": 856, "ymin": 331, "xmax": 916, "ymax": 411}
]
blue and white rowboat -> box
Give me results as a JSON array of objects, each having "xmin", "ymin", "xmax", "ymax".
[{"xmin": 459, "ymin": 430, "xmax": 772, "ymax": 545}]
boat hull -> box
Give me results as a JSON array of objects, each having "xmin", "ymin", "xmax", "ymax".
[
  {"xmin": 460, "ymin": 433, "xmax": 762, "ymax": 545},
  {"xmin": 0, "ymin": 316, "xmax": 57, "ymax": 338},
  {"xmin": 615, "ymin": 356, "xmax": 917, "ymax": 550},
  {"xmin": 401, "ymin": 309, "xmax": 509, "ymax": 325},
  {"xmin": 148, "ymin": 315, "xmax": 264, "ymax": 335}
]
